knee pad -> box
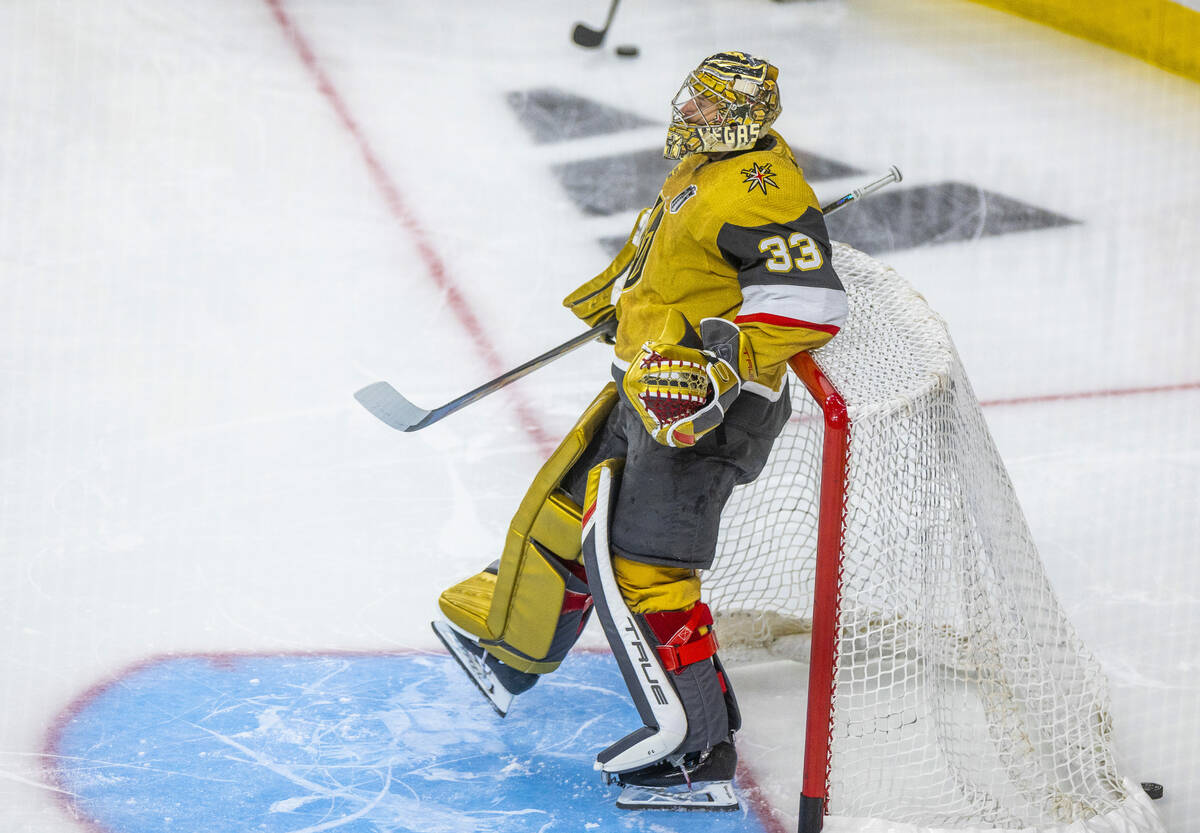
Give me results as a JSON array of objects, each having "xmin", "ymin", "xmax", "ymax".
[
  {"xmin": 581, "ymin": 459, "xmax": 738, "ymax": 775},
  {"xmin": 438, "ymin": 383, "xmax": 617, "ymax": 674},
  {"xmin": 611, "ymin": 556, "xmax": 700, "ymax": 614}
]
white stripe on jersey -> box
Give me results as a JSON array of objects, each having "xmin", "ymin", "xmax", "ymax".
[{"xmin": 738, "ymin": 284, "xmax": 848, "ymax": 330}]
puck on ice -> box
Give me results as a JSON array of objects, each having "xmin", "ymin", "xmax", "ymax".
[
  {"xmin": 615, "ymin": 45, "xmax": 640, "ymax": 57},
  {"xmin": 1140, "ymin": 782, "xmax": 1164, "ymax": 800}
]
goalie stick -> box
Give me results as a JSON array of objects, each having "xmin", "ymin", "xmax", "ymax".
[{"xmin": 353, "ymin": 167, "xmax": 902, "ymax": 433}]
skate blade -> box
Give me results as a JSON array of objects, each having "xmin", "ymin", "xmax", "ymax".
[
  {"xmin": 431, "ymin": 620, "xmax": 514, "ymax": 717},
  {"xmin": 616, "ymin": 780, "xmax": 738, "ymax": 811}
]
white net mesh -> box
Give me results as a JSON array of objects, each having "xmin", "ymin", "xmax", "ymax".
[{"xmin": 708, "ymin": 244, "xmax": 1163, "ymax": 831}]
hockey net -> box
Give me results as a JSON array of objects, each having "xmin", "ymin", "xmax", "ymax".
[{"xmin": 706, "ymin": 244, "xmax": 1164, "ymax": 833}]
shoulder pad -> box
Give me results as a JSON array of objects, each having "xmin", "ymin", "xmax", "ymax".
[{"xmin": 711, "ymin": 139, "xmax": 818, "ymax": 226}]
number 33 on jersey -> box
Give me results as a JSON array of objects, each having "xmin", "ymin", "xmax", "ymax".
[{"xmin": 759, "ymin": 232, "xmax": 824, "ymax": 273}]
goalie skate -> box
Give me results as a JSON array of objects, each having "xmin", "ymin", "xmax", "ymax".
[
  {"xmin": 431, "ymin": 620, "xmax": 536, "ymax": 717},
  {"xmin": 615, "ymin": 780, "xmax": 738, "ymax": 811},
  {"xmin": 609, "ymin": 739, "xmax": 739, "ymax": 811}
]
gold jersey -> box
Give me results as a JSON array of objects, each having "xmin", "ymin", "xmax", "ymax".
[{"xmin": 567, "ymin": 131, "xmax": 847, "ymax": 397}]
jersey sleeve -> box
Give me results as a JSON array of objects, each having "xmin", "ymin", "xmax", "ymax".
[{"xmin": 715, "ymin": 205, "xmax": 847, "ymax": 375}]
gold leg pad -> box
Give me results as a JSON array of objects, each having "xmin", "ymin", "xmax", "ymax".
[
  {"xmin": 438, "ymin": 571, "xmax": 500, "ymax": 641},
  {"xmin": 478, "ymin": 644, "xmax": 563, "ymax": 675},
  {"xmin": 490, "ymin": 542, "xmax": 567, "ymax": 659},
  {"xmin": 487, "ymin": 384, "xmax": 618, "ymax": 642},
  {"xmin": 529, "ymin": 491, "xmax": 584, "ymax": 565}
]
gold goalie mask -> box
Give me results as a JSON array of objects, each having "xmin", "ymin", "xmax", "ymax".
[{"xmin": 664, "ymin": 51, "xmax": 782, "ymax": 160}]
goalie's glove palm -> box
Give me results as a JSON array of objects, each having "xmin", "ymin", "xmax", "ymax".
[{"xmin": 623, "ymin": 316, "xmax": 743, "ymax": 448}]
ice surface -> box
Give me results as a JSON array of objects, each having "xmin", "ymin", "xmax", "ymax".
[{"xmin": 49, "ymin": 652, "xmax": 775, "ymax": 833}]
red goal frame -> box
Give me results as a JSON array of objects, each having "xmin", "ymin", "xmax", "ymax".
[{"xmin": 789, "ymin": 352, "xmax": 849, "ymax": 833}]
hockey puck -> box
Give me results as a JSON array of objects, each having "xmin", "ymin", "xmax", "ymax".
[
  {"xmin": 615, "ymin": 44, "xmax": 640, "ymax": 58},
  {"xmin": 1141, "ymin": 782, "xmax": 1164, "ymax": 800}
]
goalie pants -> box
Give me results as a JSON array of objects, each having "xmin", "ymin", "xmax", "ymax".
[{"xmin": 562, "ymin": 377, "xmax": 792, "ymax": 572}]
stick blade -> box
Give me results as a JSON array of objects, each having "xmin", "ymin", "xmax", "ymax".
[
  {"xmin": 354, "ymin": 381, "xmax": 431, "ymax": 432},
  {"xmin": 571, "ymin": 23, "xmax": 604, "ymax": 47}
]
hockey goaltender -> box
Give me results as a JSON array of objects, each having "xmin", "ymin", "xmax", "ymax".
[{"xmin": 432, "ymin": 50, "xmax": 847, "ymax": 811}]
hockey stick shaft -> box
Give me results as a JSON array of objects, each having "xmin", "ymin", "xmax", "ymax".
[
  {"xmin": 819, "ymin": 165, "xmax": 902, "ymax": 216},
  {"xmin": 355, "ymin": 318, "xmax": 617, "ymax": 432},
  {"xmin": 355, "ymin": 167, "xmax": 902, "ymax": 432}
]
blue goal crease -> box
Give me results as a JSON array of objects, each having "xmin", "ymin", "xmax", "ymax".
[{"xmin": 48, "ymin": 651, "xmax": 774, "ymax": 833}]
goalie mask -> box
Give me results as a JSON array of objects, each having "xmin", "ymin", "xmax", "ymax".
[{"xmin": 664, "ymin": 51, "xmax": 781, "ymax": 160}]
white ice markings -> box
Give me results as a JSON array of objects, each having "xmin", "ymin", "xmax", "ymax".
[
  {"xmin": 189, "ymin": 658, "xmax": 543, "ymax": 833},
  {"xmin": 53, "ymin": 652, "xmax": 769, "ymax": 832}
]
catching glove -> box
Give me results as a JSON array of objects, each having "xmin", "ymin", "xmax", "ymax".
[{"xmin": 623, "ymin": 312, "xmax": 753, "ymax": 448}]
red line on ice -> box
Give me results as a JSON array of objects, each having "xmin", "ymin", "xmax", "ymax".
[
  {"xmin": 735, "ymin": 758, "xmax": 793, "ymax": 833},
  {"xmin": 981, "ymin": 379, "xmax": 1200, "ymax": 408},
  {"xmin": 263, "ymin": 0, "xmax": 555, "ymax": 453}
]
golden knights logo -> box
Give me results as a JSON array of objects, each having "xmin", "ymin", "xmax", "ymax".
[{"xmin": 741, "ymin": 162, "xmax": 779, "ymax": 195}]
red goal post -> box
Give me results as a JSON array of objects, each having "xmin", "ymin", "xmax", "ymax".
[{"xmin": 788, "ymin": 350, "xmax": 848, "ymax": 832}]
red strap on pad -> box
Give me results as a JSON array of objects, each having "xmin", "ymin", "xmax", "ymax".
[
  {"xmin": 657, "ymin": 632, "xmax": 719, "ymax": 672},
  {"xmin": 644, "ymin": 603, "xmax": 719, "ymax": 674}
]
